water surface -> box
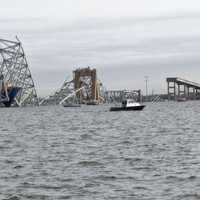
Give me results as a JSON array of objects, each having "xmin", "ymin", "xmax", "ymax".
[{"xmin": 0, "ymin": 101, "xmax": 200, "ymax": 200}]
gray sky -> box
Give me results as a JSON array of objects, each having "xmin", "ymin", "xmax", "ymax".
[{"xmin": 1, "ymin": 0, "xmax": 200, "ymax": 96}]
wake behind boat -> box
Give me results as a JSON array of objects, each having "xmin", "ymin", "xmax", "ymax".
[{"xmin": 110, "ymin": 99, "xmax": 145, "ymax": 112}]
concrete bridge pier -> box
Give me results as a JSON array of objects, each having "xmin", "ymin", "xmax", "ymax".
[
  {"xmin": 167, "ymin": 80, "xmax": 176, "ymax": 100},
  {"xmin": 177, "ymin": 84, "xmax": 187, "ymax": 99}
]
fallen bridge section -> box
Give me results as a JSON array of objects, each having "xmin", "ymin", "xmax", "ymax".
[
  {"xmin": 167, "ymin": 77, "xmax": 200, "ymax": 101},
  {"xmin": 40, "ymin": 67, "xmax": 104, "ymax": 105}
]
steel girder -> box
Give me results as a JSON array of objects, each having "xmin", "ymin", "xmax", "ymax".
[
  {"xmin": 39, "ymin": 77, "xmax": 95, "ymax": 105},
  {"xmin": 39, "ymin": 79, "xmax": 75, "ymax": 105}
]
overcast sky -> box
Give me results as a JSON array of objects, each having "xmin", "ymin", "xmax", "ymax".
[{"xmin": 1, "ymin": 0, "xmax": 200, "ymax": 96}]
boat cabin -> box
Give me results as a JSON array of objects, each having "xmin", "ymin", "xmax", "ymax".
[
  {"xmin": 121, "ymin": 99, "xmax": 140, "ymax": 108},
  {"xmin": 110, "ymin": 98, "xmax": 145, "ymax": 111}
]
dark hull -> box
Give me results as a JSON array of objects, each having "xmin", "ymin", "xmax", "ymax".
[
  {"xmin": 63, "ymin": 104, "xmax": 81, "ymax": 107},
  {"xmin": 110, "ymin": 105, "xmax": 145, "ymax": 112},
  {"xmin": 86, "ymin": 101, "xmax": 99, "ymax": 105},
  {"xmin": 1, "ymin": 87, "xmax": 21, "ymax": 107},
  {"xmin": 177, "ymin": 98, "xmax": 187, "ymax": 102}
]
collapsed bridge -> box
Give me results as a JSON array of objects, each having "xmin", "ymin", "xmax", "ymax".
[
  {"xmin": 40, "ymin": 67, "xmax": 104, "ymax": 105},
  {"xmin": 0, "ymin": 38, "xmax": 39, "ymax": 106}
]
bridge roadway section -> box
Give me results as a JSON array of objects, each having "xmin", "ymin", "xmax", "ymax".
[{"xmin": 167, "ymin": 77, "xmax": 200, "ymax": 100}]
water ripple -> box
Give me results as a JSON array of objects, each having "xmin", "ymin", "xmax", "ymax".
[{"xmin": 0, "ymin": 102, "xmax": 200, "ymax": 199}]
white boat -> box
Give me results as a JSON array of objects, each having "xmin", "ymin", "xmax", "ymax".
[{"xmin": 110, "ymin": 99, "xmax": 145, "ymax": 111}]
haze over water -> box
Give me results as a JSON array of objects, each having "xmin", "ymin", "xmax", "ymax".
[{"xmin": 1, "ymin": 102, "xmax": 200, "ymax": 200}]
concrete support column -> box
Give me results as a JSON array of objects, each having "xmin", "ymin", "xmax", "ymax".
[
  {"xmin": 193, "ymin": 87, "xmax": 196, "ymax": 100},
  {"xmin": 174, "ymin": 81, "xmax": 177, "ymax": 100},
  {"xmin": 178, "ymin": 84, "xmax": 181, "ymax": 97},
  {"xmin": 167, "ymin": 81, "xmax": 170, "ymax": 100},
  {"xmin": 184, "ymin": 85, "xmax": 186, "ymax": 98},
  {"xmin": 186, "ymin": 86, "xmax": 189, "ymax": 99}
]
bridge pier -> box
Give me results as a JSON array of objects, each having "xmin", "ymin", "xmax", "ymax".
[
  {"xmin": 167, "ymin": 80, "xmax": 177, "ymax": 100},
  {"xmin": 177, "ymin": 84, "xmax": 187, "ymax": 99}
]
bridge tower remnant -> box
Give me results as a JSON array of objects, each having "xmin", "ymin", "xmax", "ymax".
[{"xmin": 73, "ymin": 67, "xmax": 102, "ymax": 104}]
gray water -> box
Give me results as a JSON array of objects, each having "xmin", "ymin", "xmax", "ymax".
[{"xmin": 1, "ymin": 101, "xmax": 200, "ymax": 200}]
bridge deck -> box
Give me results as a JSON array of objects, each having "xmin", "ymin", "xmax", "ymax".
[{"xmin": 167, "ymin": 77, "xmax": 200, "ymax": 89}]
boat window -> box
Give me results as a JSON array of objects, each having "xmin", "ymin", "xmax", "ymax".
[{"xmin": 122, "ymin": 101, "xmax": 127, "ymax": 106}]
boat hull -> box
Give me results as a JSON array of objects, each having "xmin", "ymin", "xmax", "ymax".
[
  {"xmin": 1, "ymin": 87, "xmax": 21, "ymax": 107},
  {"xmin": 110, "ymin": 105, "xmax": 145, "ymax": 112},
  {"xmin": 63, "ymin": 104, "xmax": 81, "ymax": 107}
]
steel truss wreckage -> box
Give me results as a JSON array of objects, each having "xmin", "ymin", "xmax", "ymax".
[
  {"xmin": 39, "ymin": 78, "xmax": 75, "ymax": 105},
  {"xmin": 40, "ymin": 67, "xmax": 104, "ymax": 106},
  {"xmin": 0, "ymin": 37, "xmax": 39, "ymax": 106}
]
